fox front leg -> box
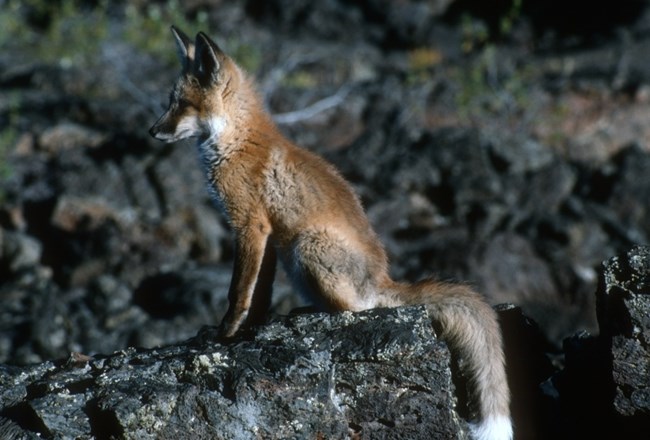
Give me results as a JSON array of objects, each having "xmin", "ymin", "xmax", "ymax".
[{"xmin": 219, "ymin": 225, "xmax": 275, "ymax": 338}]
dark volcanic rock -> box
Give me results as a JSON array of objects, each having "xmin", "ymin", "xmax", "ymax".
[
  {"xmin": 245, "ymin": 0, "xmax": 456, "ymax": 46},
  {"xmin": 598, "ymin": 246, "xmax": 650, "ymax": 422},
  {"xmin": 0, "ymin": 306, "xmax": 465, "ymax": 440},
  {"xmin": 557, "ymin": 246, "xmax": 650, "ymax": 439},
  {"xmin": 494, "ymin": 304, "xmax": 556, "ymax": 439}
]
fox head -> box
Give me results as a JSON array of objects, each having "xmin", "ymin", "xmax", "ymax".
[{"xmin": 149, "ymin": 26, "xmax": 236, "ymax": 144}]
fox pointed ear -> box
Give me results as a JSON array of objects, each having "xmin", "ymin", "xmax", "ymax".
[
  {"xmin": 171, "ymin": 25, "xmax": 194, "ymax": 70},
  {"xmin": 194, "ymin": 32, "xmax": 226, "ymax": 85}
]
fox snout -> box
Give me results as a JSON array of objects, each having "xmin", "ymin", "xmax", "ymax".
[
  {"xmin": 149, "ymin": 111, "xmax": 176, "ymax": 142},
  {"xmin": 148, "ymin": 121, "xmax": 161, "ymax": 139}
]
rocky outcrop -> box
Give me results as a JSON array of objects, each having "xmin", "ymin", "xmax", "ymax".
[
  {"xmin": 0, "ymin": 307, "xmax": 465, "ymax": 440},
  {"xmin": 556, "ymin": 246, "xmax": 650, "ymax": 439},
  {"xmin": 599, "ymin": 246, "xmax": 650, "ymax": 430}
]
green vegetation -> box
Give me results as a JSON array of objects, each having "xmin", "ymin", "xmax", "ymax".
[
  {"xmin": 406, "ymin": 47, "xmax": 444, "ymax": 84},
  {"xmin": 453, "ymin": 45, "xmax": 532, "ymax": 121},
  {"xmin": 0, "ymin": 127, "xmax": 16, "ymax": 202},
  {"xmin": 123, "ymin": 1, "xmax": 261, "ymax": 71},
  {"xmin": 0, "ymin": 93, "xmax": 21, "ymax": 202},
  {"xmin": 123, "ymin": 0, "xmax": 209, "ymax": 66},
  {"xmin": 499, "ymin": 0, "xmax": 523, "ymax": 37},
  {"xmin": 0, "ymin": 122, "xmax": 17, "ymax": 182},
  {"xmin": 221, "ymin": 37, "xmax": 263, "ymax": 74},
  {"xmin": 460, "ymin": 0, "xmax": 523, "ymax": 53},
  {"xmin": 124, "ymin": 1, "xmax": 261, "ymax": 71},
  {"xmin": 0, "ymin": 0, "xmax": 200, "ymax": 68},
  {"xmin": 281, "ymin": 71, "xmax": 319, "ymax": 89},
  {"xmin": 0, "ymin": 0, "xmax": 260, "ymax": 71},
  {"xmin": 0, "ymin": 0, "xmax": 109, "ymax": 68},
  {"xmin": 460, "ymin": 15, "xmax": 490, "ymax": 54}
]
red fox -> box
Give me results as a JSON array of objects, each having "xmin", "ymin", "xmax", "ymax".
[{"xmin": 149, "ymin": 26, "xmax": 512, "ymax": 440}]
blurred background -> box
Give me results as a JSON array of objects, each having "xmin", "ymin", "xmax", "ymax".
[{"xmin": 0, "ymin": 0, "xmax": 649, "ymax": 365}]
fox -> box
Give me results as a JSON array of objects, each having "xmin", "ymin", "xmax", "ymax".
[{"xmin": 149, "ymin": 26, "xmax": 512, "ymax": 440}]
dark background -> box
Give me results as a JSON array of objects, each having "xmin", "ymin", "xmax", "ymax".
[{"xmin": 0, "ymin": 0, "xmax": 649, "ymax": 365}]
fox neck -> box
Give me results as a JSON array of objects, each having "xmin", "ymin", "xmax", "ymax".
[
  {"xmin": 198, "ymin": 75, "xmax": 278, "ymax": 161},
  {"xmin": 198, "ymin": 116, "xmax": 227, "ymax": 147}
]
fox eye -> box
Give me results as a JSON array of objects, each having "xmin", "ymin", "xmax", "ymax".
[{"xmin": 177, "ymin": 98, "xmax": 194, "ymax": 109}]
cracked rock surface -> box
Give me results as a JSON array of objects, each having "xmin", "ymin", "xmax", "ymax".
[
  {"xmin": 0, "ymin": 307, "xmax": 464, "ymax": 440},
  {"xmin": 599, "ymin": 246, "xmax": 650, "ymax": 421},
  {"xmin": 557, "ymin": 246, "xmax": 650, "ymax": 438}
]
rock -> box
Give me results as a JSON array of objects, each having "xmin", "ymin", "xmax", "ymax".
[
  {"xmin": 472, "ymin": 233, "xmax": 576, "ymax": 342},
  {"xmin": 556, "ymin": 330, "xmax": 613, "ymax": 439},
  {"xmin": 0, "ymin": 416, "xmax": 38, "ymax": 440},
  {"xmin": 50, "ymin": 195, "xmax": 130, "ymax": 233},
  {"xmin": 246, "ymin": 0, "xmax": 457, "ymax": 45},
  {"xmin": 597, "ymin": 245, "xmax": 650, "ymax": 422},
  {"xmin": 606, "ymin": 145, "xmax": 650, "ymax": 243},
  {"xmin": 557, "ymin": 246, "xmax": 650, "ymax": 438},
  {"xmin": 38, "ymin": 122, "xmax": 106, "ymax": 154},
  {"xmin": 0, "ymin": 230, "xmax": 42, "ymax": 272},
  {"xmin": 495, "ymin": 304, "xmax": 556, "ymax": 439},
  {"xmin": 0, "ymin": 260, "xmax": 241, "ymax": 364},
  {"xmin": 0, "ymin": 307, "xmax": 467, "ymax": 439}
]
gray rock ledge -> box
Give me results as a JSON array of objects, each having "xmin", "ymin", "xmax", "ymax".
[{"xmin": 0, "ymin": 306, "xmax": 466, "ymax": 440}]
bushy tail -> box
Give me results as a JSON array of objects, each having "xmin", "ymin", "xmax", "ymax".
[{"xmin": 389, "ymin": 280, "xmax": 512, "ymax": 440}]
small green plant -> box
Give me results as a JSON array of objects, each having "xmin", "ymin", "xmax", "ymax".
[
  {"xmin": 281, "ymin": 70, "xmax": 319, "ymax": 89},
  {"xmin": 454, "ymin": 45, "xmax": 532, "ymax": 121},
  {"xmin": 460, "ymin": 0, "xmax": 523, "ymax": 54},
  {"xmin": 406, "ymin": 47, "xmax": 443, "ymax": 83},
  {"xmin": 0, "ymin": 0, "xmax": 261, "ymax": 71},
  {"xmin": 460, "ymin": 14, "xmax": 490, "ymax": 54},
  {"xmin": 0, "ymin": 1, "xmax": 23, "ymax": 48},
  {"xmin": 123, "ymin": 0, "xmax": 210, "ymax": 66},
  {"xmin": 0, "ymin": 124, "xmax": 17, "ymax": 178},
  {"xmin": 0, "ymin": 93, "xmax": 23, "ymax": 203},
  {"xmin": 46, "ymin": 0, "xmax": 110, "ymax": 68},
  {"xmin": 499, "ymin": 0, "xmax": 523, "ymax": 36},
  {"xmin": 122, "ymin": 1, "xmax": 261, "ymax": 72},
  {"xmin": 226, "ymin": 38, "xmax": 263, "ymax": 74},
  {"xmin": 0, "ymin": 0, "xmax": 109, "ymax": 68}
]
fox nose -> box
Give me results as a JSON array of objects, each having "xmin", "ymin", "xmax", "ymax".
[{"xmin": 148, "ymin": 124, "xmax": 158, "ymax": 138}]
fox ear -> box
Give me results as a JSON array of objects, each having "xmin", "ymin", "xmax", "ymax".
[
  {"xmin": 194, "ymin": 32, "xmax": 226, "ymax": 85},
  {"xmin": 171, "ymin": 25, "xmax": 194, "ymax": 71}
]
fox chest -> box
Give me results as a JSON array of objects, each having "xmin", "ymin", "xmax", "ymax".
[
  {"xmin": 202, "ymin": 158, "xmax": 269, "ymax": 226},
  {"xmin": 195, "ymin": 149, "xmax": 228, "ymax": 216}
]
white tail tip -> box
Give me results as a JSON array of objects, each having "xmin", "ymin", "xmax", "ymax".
[{"xmin": 469, "ymin": 415, "xmax": 513, "ymax": 440}]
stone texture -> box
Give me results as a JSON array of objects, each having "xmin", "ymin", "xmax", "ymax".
[
  {"xmin": 598, "ymin": 246, "xmax": 650, "ymax": 420},
  {"xmin": 0, "ymin": 307, "xmax": 466, "ymax": 440}
]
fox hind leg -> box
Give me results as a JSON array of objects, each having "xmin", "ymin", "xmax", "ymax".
[{"xmin": 289, "ymin": 231, "xmax": 376, "ymax": 312}]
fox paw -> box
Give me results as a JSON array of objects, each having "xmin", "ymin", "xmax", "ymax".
[{"xmin": 194, "ymin": 325, "xmax": 225, "ymax": 345}]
